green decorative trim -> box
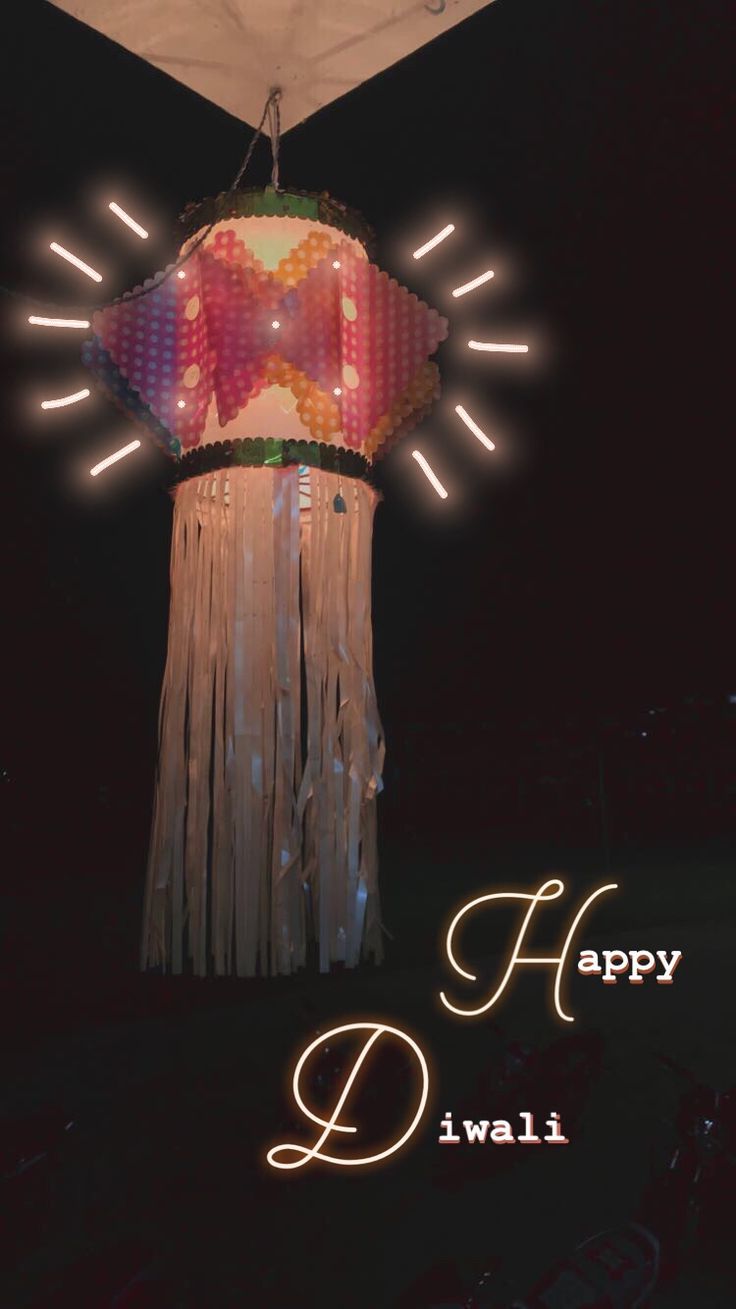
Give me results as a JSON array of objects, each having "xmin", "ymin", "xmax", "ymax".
[
  {"xmin": 177, "ymin": 186, "xmax": 375, "ymax": 256},
  {"xmin": 172, "ymin": 437, "xmax": 373, "ymax": 486}
]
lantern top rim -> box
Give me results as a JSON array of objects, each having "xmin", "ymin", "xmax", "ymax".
[{"xmin": 177, "ymin": 185, "xmax": 376, "ymax": 257}]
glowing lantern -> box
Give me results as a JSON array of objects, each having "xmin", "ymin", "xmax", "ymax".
[{"xmin": 82, "ymin": 186, "xmax": 448, "ymax": 976}]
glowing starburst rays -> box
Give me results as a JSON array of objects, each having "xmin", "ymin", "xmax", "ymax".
[
  {"xmin": 90, "ymin": 439, "xmax": 141, "ymax": 477},
  {"xmin": 412, "ymin": 450, "xmax": 448, "ymax": 499},
  {"xmin": 454, "ymin": 404, "xmax": 494, "ymax": 451},
  {"xmin": 469, "ymin": 340, "xmax": 528, "ymax": 353},
  {"xmin": 403, "ymin": 215, "xmax": 532, "ymax": 502},
  {"xmin": 28, "ymin": 316, "xmax": 90, "ymax": 329},
  {"xmin": 108, "ymin": 202, "xmax": 148, "ymax": 239},
  {"xmin": 49, "ymin": 242, "xmax": 102, "ymax": 283},
  {"xmin": 452, "ymin": 270, "xmax": 494, "ymax": 298},
  {"xmin": 413, "ymin": 224, "xmax": 455, "ymax": 260},
  {"xmin": 41, "ymin": 388, "xmax": 91, "ymax": 410},
  {"xmin": 26, "ymin": 194, "xmax": 531, "ymax": 504},
  {"xmin": 28, "ymin": 200, "xmax": 157, "ymax": 480}
]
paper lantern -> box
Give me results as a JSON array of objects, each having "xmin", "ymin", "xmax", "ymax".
[{"xmin": 82, "ymin": 187, "xmax": 448, "ymax": 976}]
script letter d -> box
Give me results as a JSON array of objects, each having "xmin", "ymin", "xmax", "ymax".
[{"xmin": 267, "ymin": 1022, "xmax": 430, "ymax": 1171}]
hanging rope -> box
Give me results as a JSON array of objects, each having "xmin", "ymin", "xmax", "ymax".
[
  {"xmin": 267, "ymin": 88, "xmax": 282, "ymax": 191},
  {"xmin": 1, "ymin": 88, "xmax": 282, "ymax": 316}
]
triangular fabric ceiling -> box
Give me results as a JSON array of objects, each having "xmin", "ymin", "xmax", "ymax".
[{"xmin": 50, "ymin": 1, "xmax": 496, "ymax": 134}]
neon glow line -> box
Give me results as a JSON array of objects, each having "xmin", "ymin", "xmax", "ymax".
[
  {"xmin": 452, "ymin": 270, "xmax": 494, "ymax": 298},
  {"xmin": 469, "ymin": 340, "xmax": 528, "ymax": 353},
  {"xmin": 267, "ymin": 1022, "xmax": 430, "ymax": 1170},
  {"xmin": 90, "ymin": 439, "xmax": 141, "ymax": 477},
  {"xmin": 454, "ymin": 404, "xmax": 495, "ymax": 450},
  {"xmin": 413, "ymin": 224, "xmax": 455, "ymax": 260},
  {"xmin": 49, "ymin": 242, "xmax": 102, "ymax": 283},
  {"xmin": 439, "ymin": 878, "xmax": 619, "ymax": 1024},
  {"xmin": 108, "ymin": 202, "xmax": 148, "ymax": 239},
  {"xmin": 28, "ymin": 316, "xmax": 90, "ymax": 329},
  {"xmin": 41, "ymin": 388, "xmax": 90, "ymax": 410},
  {"xmin": 412, "ymin": 450, "xmax": 448, "ymax": 499}
]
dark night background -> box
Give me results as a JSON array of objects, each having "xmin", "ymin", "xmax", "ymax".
[{"xmin": 1, "ymin": 2, "xmax": 734, "ymax": 1306}]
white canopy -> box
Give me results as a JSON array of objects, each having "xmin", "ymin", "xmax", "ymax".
[{"xmin": 50, "ymin": 1, "xmax": 496, "ymax": 134}]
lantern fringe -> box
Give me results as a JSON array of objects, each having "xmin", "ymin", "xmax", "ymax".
[{"xmin": 141, "ymin": 466, "xmax": 384, "ymax": 977}]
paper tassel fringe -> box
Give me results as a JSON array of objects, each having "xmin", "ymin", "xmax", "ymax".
[{"xmin": 141, "ymin": 466, "xmax": 385, "ymax": 977}]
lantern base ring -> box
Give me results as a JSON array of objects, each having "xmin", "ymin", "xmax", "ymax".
[{"xmin": 171, "ymin": 436, "xmax": 373, "ymax": 486}]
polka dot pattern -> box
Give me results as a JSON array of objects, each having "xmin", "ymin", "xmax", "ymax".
[
  {"xmin": 262, "ymin": 355, "xmax": 343, "ymax": 444},
  {"xmin": 278, "ymin": 252, "xmax": 341, "ymax": 395},
  {"xmin": 204, "ymin": 228, "xmax": 267, "ymax": 278},
  {"xmin": 364, "ymin": 362, "xmax": 440, "ymax": 459},
  {"xmin": 82, "ymin": 223, "xmax": 448, "ymax": 463},
  {"xmin": 81, "ymin": 334, "xmax": 181, "ymax": 456},
  {"xmin": 338, "ymin": 248, "xmax": 448, "ymax": 451},
  {"xmin": 276, "ymin": 230, "xmax": 335, "ymax": 287},
  {"xmin": 199, "ymin": 247, "xmax": 281, "ymax": 424},
  {"xmin": 88, "ymin": 257, "xmax": 214, "ymax": 448}
]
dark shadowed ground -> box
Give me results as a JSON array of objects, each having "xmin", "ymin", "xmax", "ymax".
[{"xmin": 2, "ymin": 835, "xmax": 734, "ymax": 1307}]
